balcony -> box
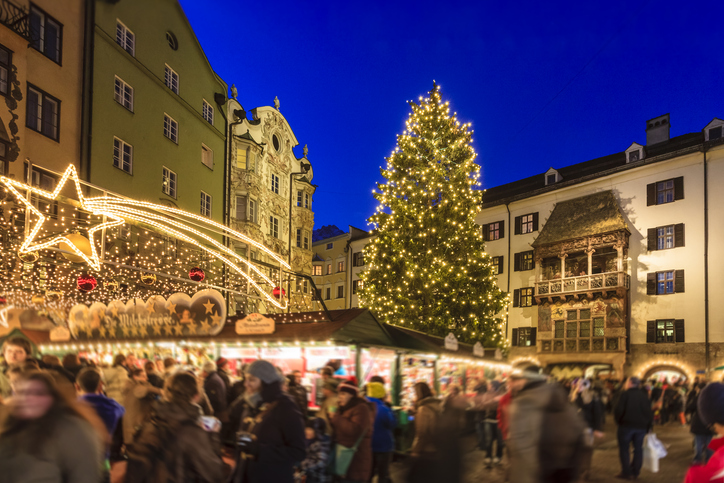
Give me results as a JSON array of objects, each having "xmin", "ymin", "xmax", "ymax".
[
  {"xmin": 1, "ymin": 0, "xmax": 30, "ymax": 39},
  {"xmin": 536, "ymin": 271, "xmax": 630, "ymax": 297}
]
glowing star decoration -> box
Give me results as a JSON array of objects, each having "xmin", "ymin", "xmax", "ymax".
[{"xmin": 0, "ymin": 165, "xmax": 124, "ymax": 271}]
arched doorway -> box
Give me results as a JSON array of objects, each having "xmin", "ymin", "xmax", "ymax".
[
  {"xmin": 545, "ymin": 362, "xmax": 614, "ymax": 381},
  {"xmin": 642, "ymin": 365, "xmax": 689, "ymax": 385}
]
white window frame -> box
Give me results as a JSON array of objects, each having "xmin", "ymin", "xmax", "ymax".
[
  {"xmin": 303, "ymin": 230, "xmax": 309, "ymax": 250},
  {"xmin": 113, "ymin": 137, "xmax": 132, "ymax": 174},
  {"xmin": 115, "ymin": 20, "xmax": 135, "ymax": 56},
  {"xmin": 202, "ymin": 99, "xmax": 214, "ymax": 124},
  {"xmin": 200, "ymin": 191, "xmax": 212, "ymax": 218},
  {"xmin": 114, "ymin": 76, "xmax": 133, "ymax": 111},
  {"xmin": 270, "ymin": 173, "xmax": 280, "ymax": 194},
  {"xmin": 30, "ymin": 6, "xmax": 61, "ymax": 63},
  {"xmin": 27, "ymin": 84, "xmax": 59, "ymax": 141},
  {"xmin": 164, "ymin": 64, "xmax": 179, "ymax": 94},
  {"xmin": 304, "ymin": 192, "xmax": 310, "ymax": 209},
  {"xmin": 248, "ymin": 198, "xmax": 257, "ymax": 224},
  {"xmin": 162, "ymin": 166, "xmax": 177, "ymax": 198},
  {"xmin": 269, "ymin": 216, "xmax": 279, "ymax": 238},
  {"xmin": 163, "ymin": 113, "xmax": 178, "ymax": 143},
  {"xmin": 296, "ymin": 228, "xmax": 302, "ymax": 247},
  {"xmin": 313, "ymin": 265, "xmax": 322, "ymax": 276},
  {"xmin": 296, "ymin": 190, "xmax": 303, "ymax": 207},
  {"xmin": 201, "ymin": 144, "xmax": 213, "ymax": 169},
  {"xmin": 521, "ymin": 214, "xmax": 534, "ymax": 234}
]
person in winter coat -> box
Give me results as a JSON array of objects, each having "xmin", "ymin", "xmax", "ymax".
[
  {"xmin": 571, "ymin": 378, "xmax": 605, "ymax": 480},
  {"xmin": 685, "ymin": 382, "xmax": 724, "ymax": 483},
  {"xmin": 143, "ymin": 361, "xmax": 164, "ymax": 389},
  {"xmin": 202, "ymin": 361, "xmax": 228, "ymax": 422},
  {"xmin": 287, "ymin": 370, "xmax": 309, "ymax": 417},
  {"xmin": 367, "ymin": 382, "xmax": 396, "ymax": 483},
  {"xmin": 475, "ymin": 381, "xmax": 504, "ymax": 466},
  {"xmin": 232, "ymin": 359, "xmax": 306, "ymax": 483},
  {"xmin": 300, "ymin": 417, "xmax": 332, "ymax": 483},
  {"xmin": 103, "ymin": 354, "xmax": 129, "ymax": 404},
  {"xmin": 688, "ymin": 382, "xmax": 715, "ymax": 464},
  {"xmin": 318, "ymin": 380, "xmax": 339, "ymax": 436},
  {"xmin": 329, "ymin": 381, "xmax": 374, "ymax": 483},
  {"xmin": 77, "ymin": 367, "xmax": 125, "ymax": 443},
  {"xmin": 406, "ymin": 382, "xmax": 443, "ymax": 483},
  {"xmin": 62, "ymin": 353, "xmax": 85, "ymax": 381},
  {"xmin": 122, "ymin": 368, "xmax": 163, "ymax": 447},
  {"xmin": 125, "ymin": 372, "xmax": 228, "ymax": 483},
  {"xmin": 216, "ymin": 357, "xmax": 232, "ymax": 392},
  {"xmin": 614, "ymin": 376, "xmax": 653, "ymax": 480},
  {"xmin": 0, "ymin": 370, "xmax": 104, "ymax": 483}
]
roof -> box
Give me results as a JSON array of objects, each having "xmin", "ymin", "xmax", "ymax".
[
  {"xmin": 312, "ymin": 225, "xmax": 346, "ymax": 243},
  {"xmin": 482, "ymin": 132, "xmax": 704, "ymax": 206},
  {"xmin": 384, "ymin": 324, "xmax": 500, "ymax": 360},
  {"xmin": 532, "ymin": 191, "xmax": 628, "ymax": 247},
  {"xmin": 312, "ymin": 254, "xmax": 324, "ymax": 262}
]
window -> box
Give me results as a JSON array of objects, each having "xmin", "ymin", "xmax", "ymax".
[
  {"xmin": 237, "ymin": 146, "xmax": 255, "ymax": 172},
  {"xmin": 658, "ymin": 225, "xmax": 674, "ymax": 250},
  {"xmin": 593, "ymin": 317, "xmax": 604, "ymax": 337},
  {"xmin": 628, "ymin": 151, "xmax": 640, "ymax": 163},
  {"xmin": 337, "ymin": 261, "xmax": 345, "ymax": 272},
  {"xmin": 514, "ymin": 213, "xmax": 538, "ymax": 234},
  {"xmin": 202, "ymin": 99, "xmax": 213, "ymax": 124},
  {"xmin": 313, "ymin": 265, "xmax": 322, "ymax": 276},
  {"xmin": 113, "ymin": 137, "xmax": 132, "ymax": 173},
  {"xmin": 353, "ymin": 252, "xmax": 365, "ymax": 267},
  {"xmin": 647, "ymin": 177, "xmax": 684, "ymax": 206},
  {"xmin": 337, "ymin": 285, "xmax": 344, "ymax": 298},
  {"xmin": 248, "ymin": 199, "xmax": 256, "ymax": 223},
  {"xmin": 164, "ymin": 65, "xmax": 179, "ymax": 94},
  {"xmin": 269, "ymin": 216, "xmax": 279, "ymax": 238},
  {"xmin": 236, "ymin": 195, "xmax": 247, "ymax": 221},
  {"xmin": 647, "ymin": 270, "xmax": 684, "ymax": 295},
  {"xmin": 325, "ymin": 287, "xmax": 331, "ymax": 300},
  {"xmin": 513, "ymin": 287, "xmax": 535, "ymax": 307},
  {"xmin": 547, "ymin": 174, "xmax": 556, "ymax": 185},
  {"xmin": 648, "ymin": 224, "xmax": 684, "ymax": 251},
  {"xmin": 647, "ymin": 319, "xmax": 684, "ymax": 343},
  {"xmin": 305, "ymin": 192, "xmax": 310, "ymax": 209},
  {"xmin": 326, "ymin": 242, "xmax": 333, "ymax": 250},
  {"xmin": 352, "ymin": 279, "xmax": 363, "ymax": 294},
  {"xmin": 270, "ymin": 173, "xmax": 279, "ymax": 194},
  {"xmin": 162, "ymin": 167, "xmax": 176, "ymax": 198},
  {"xmin": 303, "ymin": 231, "xmax": 309, "ymax": 250},
  {"xmin": 30, "ymin": 6, "xmax": 61, "ymax": 63},
  {"xmin": 114, "ymin": 76, "xmax": 133, "ymax": 111},
  {"xmin": 163, "ymin": 114, "xmax": 178, "ymax": 143},
  {"xmin": 297, "ymin": 190, "xmax": 303, "ymax": 207},
  {"xmin": 326, "ymin": 264, "xmax": 332, "ymax": 275},
  {"xmin": 566, "ymin": 322, "xmax": 577, "ymax": 338},
  {"xmin": 483, "ymin": 221, "xmax": 504, "ymax": 241},
  {"xmin": 710, "ymin": 126, "xmax": 723, "ymax": 141},
  {"xmin": 511, "ymin": 327, "xmax": 537, "ymax": 347},
  {"xmin": 514, "ymin": 250, "xmax": 534, "ymax": 271},
  {"xmin": 492, "ymin": 256, "xmax": 504, "ymax": 275},
  {"xmin": 296, "ymin": 228, "xmax": 302, "ymax": 248},
  {"xmin": 579, "ymin": 321, "xmax": 590, "ymax": 338},
  {"xmin": 27, "ymin": 84, "xmax": 60, "ymax": 141},
  {"xmin": 30, "ymin": 167, "xmax": 56, "ymax": 212},
  {"xmin": 554, "ymin": 321, "xmax": 564, "ymax": 339},
  {"xmin": 200, "ymin": 191, "xmax": 212, "ymax": 217},
  {"xmin": 201, "ymin": 144, "xmax": 213, "ymax": 169},
  {"xmin": 115, "ymin": 20, "xmax": 135, "ymax": 56},
  {"xmin": 0, "ymin": 45, "xmax": 11, "ymax": 97},
  {"xmin": 166, "ymin": 31, "xmax": 178, "ymax": 50}
]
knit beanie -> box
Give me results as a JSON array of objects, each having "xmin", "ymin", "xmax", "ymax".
[
  {"xmin": 338, "ymin": 382, "xmax": 359, "ymax": 397},
  {"xmin": 698, "ymin": 382, "xmax": 724, "ymax": 426},
  {"xmin": 216, "ymin": 357, "xmax": 228, "ymax": 369},
  {"xmin": 366, "ymin": 381, "xmax": 386, "ymax": 400},
  {"xmin": 246, "ymin": 360, "xmax": 283, "ymax": 384}
]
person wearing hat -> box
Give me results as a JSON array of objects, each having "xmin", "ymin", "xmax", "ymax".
[
  {"xmin": 318, "ymin": 379, "xmax": 339, "ymax": 436},
  {"xmin": 614, "ymin": 376, "xmax": 653, "ymax": 480},
  {"xmin": 231, "ymin": 359, "xmax": 306, "ymax": 483},
  {"xmin": 684, "ymin": 382, "xmax": 724, "ymax": 483},
  {"xmin": 329, "ymin": 381, "xmax": 374, "ymax": 483},
  {"xmin": 367, "ymin": 381, "xmax": 396, "ymax": 483}
]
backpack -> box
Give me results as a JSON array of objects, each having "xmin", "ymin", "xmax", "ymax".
[{"xmin": 539, "ymin": 384, "xmax": 586, "ymax": 483}]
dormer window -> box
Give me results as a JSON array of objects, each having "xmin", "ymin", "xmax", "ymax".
[
  {"xmin": 704, "ymin": 118, "xmax": 724, "ymax": 142},
  {"xmin": 545, "ymin": 168, "xmax": 561, "ymax": 186},
  {"xmin": 625, "ymin": 142, "xmax": 644, "ymax": 164}
]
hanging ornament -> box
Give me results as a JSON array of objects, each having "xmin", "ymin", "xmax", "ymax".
[
  {"xmin": 105, "ymin": 280, "xmax": 119, "ymax": 292},
  {"xmin": 31, "ymin": 294, "xmax": 45, "ymax": 305},
  {"xmin": 58, "ymin": 233, "xmax": 93, "ymax": 263},
  {"xmin": 46, "ymin": 290, "xmax": 62, "ymax": 302},
  {"xmin": 18, "ymin": 252, "xmax": 39, "ymax": 263},
  {"xmin": 0, "ymin": 296, "xmax": 6, "ymax": 305},
  {"xmin": 189, "ymin": 267, "xmax": 205, "ymax": 282},
  {"xmin": 273, "ymin": 287, "xmax": 286, "ymax": 299},
  {"xmin": 77, "ymin": 274, "xmax": 98, "ymax": 292},
  {"xmin": 141, "ymin": 273, "xmax": 157, "ymax": 285}
]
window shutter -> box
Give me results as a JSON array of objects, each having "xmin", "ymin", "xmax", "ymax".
[
  {"xmin": 511, "ymin": 328, "xmax": 519, "ymax": 346},
  {"xmin": 532, "ymin": 213, "xmax": 539, "ymax": 232},
  {"xmin": 674, "ymin": 319, "xmax": 685, "ymax": 343},
  {"xmin": 499, "ymin": 220, "xmax": 505, "ymax": 238},
  {"xmin": 497, "ymin": 256, "xmax": 504, "ymax": 275},
  {"xmin": 674, "ymin": 223, "xmax": 685, "ymax": 247},
  {"xmin": 646, "ymin": 183, "xmax": 656, "ymax": 206},
  {"xmin": 674, "ymin": 176, "xmax": 684, "ymax": 200},
  {"xmin": 531, "ymin": 290, "xmax": 538, "ymax": 306},
  {"xmin": 514, "ymin": 216, "xmax": 522, "ymax": 235},
  {"xmin": 514, "ymin": 253, "xmax": 521, "ymax": 272},
  {"xmin": 675, "ymin": 270, "xmax": 685, "ymax": 293},
  {"xmin": 530, "ymin": 328, "xmax": 537, "ymax": 345},
  {"xmin": 482, "ymin": 224, "xmax": 489, "ymax": 241},
  {"xmin": 647, "ymin": 273, "xmax": 656, "ymax": 295},
  {"xmin": 646, "ymin": 321, "xmax": 656, "ymax": 343},
  {"xmin": 647, "ymin": 228, "xmax": 657, "ymax": 251},
  {"xmin": 513, "ymin": 289, "xmax": 520, "ymax": 307}
]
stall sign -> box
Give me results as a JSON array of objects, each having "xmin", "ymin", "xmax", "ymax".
[
  {"xmin": 261, "ymin": 347, "xmax": 302, "ymax": 359},
  {"xmin": 235, "ymin": 313, "xmax": 275, "ymax": 335},
  {"xmin": 50, "ymin": 326, "xmax": 71, "ymax": 341},
  {"xmin": 68, "ymin": 289, "xmax": 226, "ymax": 340},
  {"xmin": 444, "ymin": 333, "xmax": 458, "ymax": 351},
  {"xmin": 220, "ymin": 347, "xmax": 259, "ymax": 359},
  {"xmin": 495, "ymin": 348, "xmax": 503, "ymax": 360},
  {"xmin": 473, "ymin": 342, "xmax": 484, "ymax": 357},
  {"xmin": 305, "ymin": 346, "xmax": 350, "ymax": 360}
]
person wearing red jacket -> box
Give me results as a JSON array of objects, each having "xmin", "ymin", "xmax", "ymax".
[{"xmin": 685, "ymin": 383, "xmax": 724, "ymax": 483}]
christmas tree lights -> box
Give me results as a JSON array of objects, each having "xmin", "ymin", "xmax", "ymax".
[{"xmin": 359, "ymin": 83, "xmax": 508, "ymax": 347}]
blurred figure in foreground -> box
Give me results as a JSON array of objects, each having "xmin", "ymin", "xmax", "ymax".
[
  {"xmin": 684, "ymin": 382, "xmax": 724, "ymax": 483},
  {"xmin": 614, "ymin": 377, "xmax": 653, "ymax": 480},
  {"xmin": 407, "ymin": 382, "xmax": 443, "ymax": 483},
  {"xmin": 367, "ymin": 381, "xmax": 396, "ymax": 483},
  {"xmin": 570, "ymin": 378, "xmax": 605, "ymax": 480}
]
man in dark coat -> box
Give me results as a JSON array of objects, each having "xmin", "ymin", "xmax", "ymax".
[
  {"xmin": 202, "ymin": 360, "xmax": 228, "ymax": 422},
  {"xmin": 614, "ymin": 376, "xmax": 653, "ymax": 480},
  {"xmin": 287, "ymin": 370, "xmax": 309, "ymax": 417}
]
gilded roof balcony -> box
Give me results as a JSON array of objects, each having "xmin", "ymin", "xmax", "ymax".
[{"xmin": 536, "ymin": 271, "xmax": 630, "ymax": 298}]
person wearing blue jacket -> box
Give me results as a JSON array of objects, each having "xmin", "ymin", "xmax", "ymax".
[{"xmin": 367, "ymin": 381, "xmax": 396, "ymax": 483}]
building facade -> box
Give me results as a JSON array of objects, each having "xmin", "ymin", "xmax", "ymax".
[{"xmin": 476, "ymin": 114, "xmax": 724, "ymax": 381}]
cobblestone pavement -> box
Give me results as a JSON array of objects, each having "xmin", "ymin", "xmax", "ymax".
[{"xmin": 391, "ymin": 418, "xmax": 695, "ymax": 483}]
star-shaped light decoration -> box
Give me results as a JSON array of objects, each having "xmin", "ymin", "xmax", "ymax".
[
  {"xmin": 187, "ymin": 321, "xmax": 198, "ymax": 334},
  {"xmin": 210, "ymin": 310, "xmax": 222, "ymax": 326},
  {"xmin": 152, "ymin": 325, "xmax": 163, "ymax": 336},
  {"xmin": 0, "ymin": 165, "xmax": 124, "ymax": 270},
  {"xmin": 202, "ymin": 300, "xmax": 215, "ymax": 314},
  {"xmin": 200, "ymin": 319, "xmax": 211, "ymax": 333}
]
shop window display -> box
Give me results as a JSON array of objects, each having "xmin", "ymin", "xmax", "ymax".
[{"xmin": 400, "ymin": 356, "xmax": 435, "ymax": 408}]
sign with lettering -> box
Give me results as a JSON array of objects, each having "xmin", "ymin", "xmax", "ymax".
[
  {"xmin": 444, "ymin": 332, "xmax": 458, "ymax": 351},
  {"xmin": 260, "ymin": 347, "xmax": 302, "ymax": 359},
  {"xmin": 473, "ymin": 342, "xmax": 484, "ymax": 357},
  {"xmin": 235, "ymin": 313, "xmax": 275, "ymax": 335},
  {"xmin": 67, "ymin": 289, "xmax": 226, "ymax": 339},
  {"xmin": 495, "ymin": 348, "xmax": 503, "ymax": 361},
  {"xmin": 50, "ymin": 326, "xmax": 71, "ymax": 341},
  {"xmin": 305, "ymin": 346, "xmax": 350, "ymax": 360}
]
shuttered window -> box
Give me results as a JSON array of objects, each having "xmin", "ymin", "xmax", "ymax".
[
  {"xmin": 647, "ymin": 177, "xmax": 684, "ymax": 206},
  {"xmin": 647, "ymin": 319, "xmax": 685, "ymax": 343},
  {"xmin": 514, "ymin": 213, "xmax": 538, "ymax": 234},
  {"xmin": 647, "ymin": 270, "xmax": 685, "ymax": 295},
  {"xmin": 647, "ymin": 224, "xmax": 684, "ymax": 251}
]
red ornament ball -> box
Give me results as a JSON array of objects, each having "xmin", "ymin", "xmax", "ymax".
[
  {"xmin": 0, "ymin": 296, "xmax": 6, "ymax": 305},
  {"xmin": 77, "ymin": 274, "xmax": 98, "ymax": 292},
  {"xmin": 273, "ymin": 286, "xmax": 286, "ymax": 299},
  {"xmin": 189, "ymin": 267, "xmax": 205, "ymax": 282}
]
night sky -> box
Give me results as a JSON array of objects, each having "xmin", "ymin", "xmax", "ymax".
[{"xmin": 179, "ymin": 0, "xmax": 724, "ymax": 232}]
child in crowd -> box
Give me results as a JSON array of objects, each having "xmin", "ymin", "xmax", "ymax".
[{"xmin": 298, "ymin": 417, "xmax": 331, "ymax": 483}]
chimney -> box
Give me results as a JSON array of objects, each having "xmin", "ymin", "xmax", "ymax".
[{"xmin": 646, "ymin": 114, "xmax": 670, "ymax": 145}]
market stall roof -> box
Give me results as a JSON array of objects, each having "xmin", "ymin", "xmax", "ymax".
[{"xmin": 384, "ymin": 324, "xmax": 503, "ymax": 361}]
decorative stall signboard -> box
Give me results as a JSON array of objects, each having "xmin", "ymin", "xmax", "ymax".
[
  {"xmin": 444, "ymin": 332, "xmax": 459, "ymax": 351},
  {"xmin": 235, "ymin": 313, "xmax": 275, "ymax": 335},
  {"xmin": 67, "ymin": 289, "xmax": 226, "ymax": 339},
  {"xmin": 473, "ymin": 342, "xmax": 484, "ymax": 357}
]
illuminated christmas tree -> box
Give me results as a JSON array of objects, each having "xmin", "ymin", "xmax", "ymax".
[{"xmin": 360, "ymin": 83, "xmax": 508, "ymax": 346}]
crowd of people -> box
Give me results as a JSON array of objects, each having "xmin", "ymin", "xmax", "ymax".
[{"xmin": 1, "ymin": 334, "xmax": 724, "ymax": 483}]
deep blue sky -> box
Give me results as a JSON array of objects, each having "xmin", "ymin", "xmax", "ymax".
[{"xmin": 180, "ymin": 0, "xmax": 724, "ymax": 232}]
